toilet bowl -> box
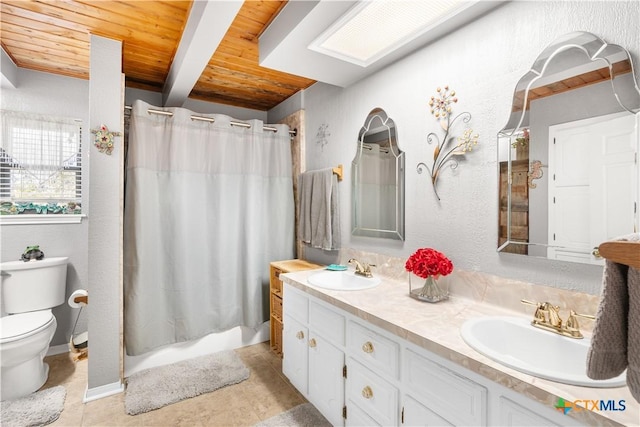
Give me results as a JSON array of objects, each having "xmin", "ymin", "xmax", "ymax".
[
  {"xmin": 0, "ymin": 310, "xmax": 57, "ymax": 401},
  {"xmin": 0, "ymin": 256, "xmax": 68, "ymax": 401}
]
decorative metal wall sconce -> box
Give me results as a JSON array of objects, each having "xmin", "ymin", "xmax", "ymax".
[{"xmin": 417, "ymin": 86, "xmax": 478, "ymax": 200}]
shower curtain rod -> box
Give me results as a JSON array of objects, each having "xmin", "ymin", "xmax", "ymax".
[{"xmin": 124, "ymin": 105, "xmax": 297, "ymax": 137}]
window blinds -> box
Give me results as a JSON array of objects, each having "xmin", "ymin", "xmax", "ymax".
[{"xmin": 0, "ymin": 110, "xmax": 82, "ymax": 211}]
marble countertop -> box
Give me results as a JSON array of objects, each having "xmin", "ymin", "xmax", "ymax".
[{"xmin": 280, "ymin": 268, "xmax": 639, "ymax": 427}]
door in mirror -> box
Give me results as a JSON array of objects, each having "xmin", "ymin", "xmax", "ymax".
[{"xmin": 497, "ymin": 31, "xmax": 640, "ymax": 264}]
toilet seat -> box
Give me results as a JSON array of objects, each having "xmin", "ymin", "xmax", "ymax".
[{"xmin": 0, "ymin": 310, "xmax": 54, "ymax": 344}]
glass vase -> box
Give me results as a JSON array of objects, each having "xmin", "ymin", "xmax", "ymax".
[{"xmin": 409, "ymin": 274, "xmax": 448, "ymax": 303}]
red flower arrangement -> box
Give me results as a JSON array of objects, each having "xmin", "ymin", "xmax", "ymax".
[{"xmin": 405, "ymin": 248, "xmax": 453, "ymax": 279}]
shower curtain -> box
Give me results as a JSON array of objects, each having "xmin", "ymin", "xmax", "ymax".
[{"xmin": 123, "ymin": 100, "xmax": 294, "ymax": 356}]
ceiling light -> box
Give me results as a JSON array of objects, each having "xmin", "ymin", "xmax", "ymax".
[{"xmin": 309, "ymin": 0, "xmax": 470, "ymax": 67}]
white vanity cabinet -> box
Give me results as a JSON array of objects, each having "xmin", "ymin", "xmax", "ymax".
[
  {"xmin": 283, "ymin": 285, "xmax": 345, "ymax": 426},
  {"xmin": 282, "ymin": 282, "xmax": 585, "ymax": 427}
]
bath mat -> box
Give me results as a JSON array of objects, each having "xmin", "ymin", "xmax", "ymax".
[
  {"xmin": 0, "ymin": 385, "xmax": 66, "ymax": 427},
  {"xmin": 254, "ymin": 403, "xmax": 331, "ymax": 427},
  {"xmin": 124, "ymin": 350, "xmax": 249, "ymax": 415}
]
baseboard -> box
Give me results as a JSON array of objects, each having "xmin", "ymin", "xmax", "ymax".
[
  {"xmin": 47, "ymin": 343, "xmax": 70, "ymax": 356},
  {"xmin": 83, "ymin": 380, "xmax": 125, "ymax": 403}
]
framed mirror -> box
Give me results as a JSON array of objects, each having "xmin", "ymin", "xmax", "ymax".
[
  {"xmin": 497, "ymin": 31, "xmax": 640, "ymax": 264},
  {"xmin": 352, "ymin": 108, "xmax": 405, "ymax": 240}
]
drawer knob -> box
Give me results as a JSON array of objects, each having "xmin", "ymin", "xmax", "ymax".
[
  {"xmin": 362, "ymin": 341, "xmax": 374, "ymax": 354},
  {"xmin": 296, "ymin": 331, "xmax": 304, "ymax": 340},
  {"xmin": 309, "ymin": 338, "xmax": 317, "ymax": 348},
  {"xmin": 361, "ymin": 386, "xmax": 374, "ymax": 399}
]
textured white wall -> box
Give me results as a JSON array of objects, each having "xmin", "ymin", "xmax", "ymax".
[
  {"xmin": 87, "ymin": 35, "xmax": 123, "ymax": 391},
  {"xmin": 298, "ymin": 1, "xmax": 640, "ymax": 295},
  {"xmin": 0, "ymin": 69, "xmax": 90, "ymax": 347}
]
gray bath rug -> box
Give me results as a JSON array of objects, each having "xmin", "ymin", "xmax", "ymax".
[
  {"xmin": 124, "ymin": 349, "xmax": 249, "ymax": 415},
  {"xmin": 254, "ymin": 403, "xmax": 331, "ymax": 427},
  {"xmin": 0, "ymin": 385, "xmax": 66, "ymax": 427}
]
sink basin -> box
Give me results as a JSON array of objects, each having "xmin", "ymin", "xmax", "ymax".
[
  {"xmin": 460, "ymin": 316, "xmax": 626, "ymax": 388},
  {"xmin": 307, "ymin": 270, "xmax": 382, "ymax": 291}
]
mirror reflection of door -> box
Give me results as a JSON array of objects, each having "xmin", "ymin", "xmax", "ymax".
[
  {"xmin": 547, "ymin": 112, "xmax": 637, "ymax": 264},
  {"xmin": 496, "ymin": 32, "xmax": 640, "ymax": 262}
]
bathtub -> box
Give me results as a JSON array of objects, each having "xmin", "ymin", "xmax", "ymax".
[{"xmin": 124, "ymin": 322, "xmax": 269, "ymax": 377}]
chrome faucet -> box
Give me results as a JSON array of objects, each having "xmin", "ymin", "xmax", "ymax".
[
  {"xmin": 521, "ymin": 299, "xmax": 595, "ymax": 339},
  {"xmin": 348, "ymin": 258, "xmax": 375, "ymax": 278}
]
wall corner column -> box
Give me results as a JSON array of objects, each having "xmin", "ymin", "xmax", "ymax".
[{"xmin": 86, "ymin": 34, "xmax": 124, "ymax": 401}]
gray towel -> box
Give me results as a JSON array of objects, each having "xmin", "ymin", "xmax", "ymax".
[
  {"xmin": 587, "ymin": 233, "xmax": 640, "ymax": 402},
  {"xmin": 298, "ymin": 168, "xmax": 341, "ymax": 250}
]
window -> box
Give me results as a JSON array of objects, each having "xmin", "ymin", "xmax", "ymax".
[{"xmin": 1, "ymin": 110, "xmax": 82, "ymax": 216}]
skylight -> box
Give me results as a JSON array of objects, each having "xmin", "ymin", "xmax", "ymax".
[{"xmin": 309, "ymin": 0, "xmax": 470, "ymax": 67}]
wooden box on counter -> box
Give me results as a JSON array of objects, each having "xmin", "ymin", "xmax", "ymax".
[{"xmin": 269, "ymin": 259, "xmax": 323, "ymax": 357}]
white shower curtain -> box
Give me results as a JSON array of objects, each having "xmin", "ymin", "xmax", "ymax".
[{"xmin": 123, "ymin": 100, "xmax": 294, "ymax": 356}]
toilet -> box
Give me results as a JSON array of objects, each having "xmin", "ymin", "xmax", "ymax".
[{"xmin": 0, "ymin": 257, "xmax": 68, "ymax": 401}]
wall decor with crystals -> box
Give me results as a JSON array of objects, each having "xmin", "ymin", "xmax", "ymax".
[{"xmin": 417, "ymin": 86, "xmax": 479, "ymax": 200}]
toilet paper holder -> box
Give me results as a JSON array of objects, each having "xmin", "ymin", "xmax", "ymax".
[{"xmin": 68, "ymin": 289, "xmax": 88, "ymax": 308}]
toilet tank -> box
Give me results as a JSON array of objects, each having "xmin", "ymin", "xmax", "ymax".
[{"xmin": 0, "ymin": 257, "xmax": 68, "ymax": 314}]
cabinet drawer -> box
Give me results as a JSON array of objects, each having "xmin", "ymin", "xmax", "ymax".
[
  {"xmin": 309, "ymin": 300, "xmax": 345, "ymax": 345},
  {"xmin": 271, "ymin": 294, "xmax": 283, "ymax": 321},
  {"xmin": 284, "ymin": 284, "xmax": 308, "ymax": 323},
  {"xmin": 347, "ymin": 320, "xmax": 399, "ymax": 379},
  {"xmin": 405, "ymin": 349, "xmax": 486, "ymax": 426},
  {"xmin": 270, "ymin": 316, "xmax": 283, "ymax": 356},
  {"xmin": 270, "ymin": 267, "xmax": 283, "ymax": 295},
  {"xmin": 346, "ymin": 357, "xmax": 398, "ymax": 426}
]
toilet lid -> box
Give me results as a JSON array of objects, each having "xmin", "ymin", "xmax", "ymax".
[{"xmin": 0, "ymin": 310, "xmax": 54, "ymax": 343}]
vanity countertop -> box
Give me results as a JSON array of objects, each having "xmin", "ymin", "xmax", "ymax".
[{"xmin": 280, "ymin": 268, "xmax": 639, "ymax": 427}]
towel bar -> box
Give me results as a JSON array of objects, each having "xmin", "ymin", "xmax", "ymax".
[
  {"xmin": 332, "ymin": 164, "xmax": 343, "ymax": 181},
  {"xmin": 598, "ymin": 240, "xmax": 640, "ymax": 269}
]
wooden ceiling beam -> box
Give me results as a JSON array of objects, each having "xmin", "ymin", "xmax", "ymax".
[{"xmin": 162, "ymin": 1, "xmax": 242, "ymax": 107}]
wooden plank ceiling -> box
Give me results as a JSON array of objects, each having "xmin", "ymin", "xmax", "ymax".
[
  {"xmin": 512, "ymin": 60, "xmax": 632, "ymax": 112},
  {"xmin": 0, "ymin": 0, "xmax": 316, "ymax": 111}
]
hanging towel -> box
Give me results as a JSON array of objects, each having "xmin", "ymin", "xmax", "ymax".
[
  {"xmin": 587, "ymin": 233, "xmax": 640, "ymax": 402},
  {"xmin": 298, "ymin": 168, "xmax": 341, "ymax": 251}
]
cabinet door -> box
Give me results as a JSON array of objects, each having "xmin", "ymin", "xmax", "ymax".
[
  {"xmin": 283, "ymin": 314, "xmax": 308, "ymax": 396},
  {"xmin": 404, "ymin": 349, "xmax": 486, "ymax": 426},
  {"xmin": 402, "ymin": 395, "xmax": 453, "ymax": 427},
  {"xmin": 346, "ymin": 401, "xmax": 380, "ymax": 427},
  {"xmin": 309, "ymin": 332, "xmax": 345, "ymax": 427},
  {"xmin": 498, "ymin": 397, "xmax": 559, "ymax": 427}
]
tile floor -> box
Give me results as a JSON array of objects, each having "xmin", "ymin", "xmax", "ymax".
[{"xmin": 43, "ymin": 342, "xmax": 307, "ymax": 426}]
